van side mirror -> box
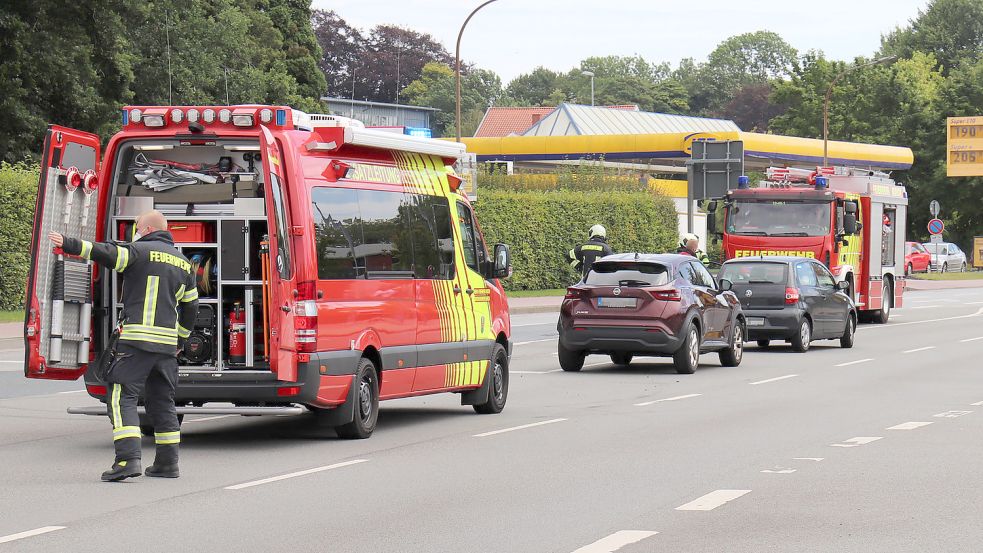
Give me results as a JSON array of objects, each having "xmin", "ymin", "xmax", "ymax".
[
  {"xmin": 491, "ymin": 243, "xmax": 512, "ymax": 279},
  {"xmin": 843, "ymin": 213, "xmax": 858, "ymax": 235}
]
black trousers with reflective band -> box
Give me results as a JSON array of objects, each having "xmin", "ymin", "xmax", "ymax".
[{"xmin": 106, "ymin": 343, "xmax": 180, "ymax": 462}]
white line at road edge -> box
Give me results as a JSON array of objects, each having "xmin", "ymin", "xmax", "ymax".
[
  {"xmin": 835, "ymin": 358, "xmax": 873, "ymax": 367},
  {"xmin": 571, "ymin": 530, "xmax": 659, "ymax": 553},
  {"xmin": 887, "ymin": 421, "xmax": 933, "ymax": 430},
  {"xmin": 0, "ymin": 360, "xmax": 23, "ymax": 364},
  {"xmin": 225, "ymin": 459, "xmax": 368, "ymax": 490},
  {"xmin": 513, "ymin": 338, "xmax": 556, "ymax": 346},
  {"xmin": 634, "ymin": 393, "xmax": 702, "ymax": 407},
  {"xmin": 749, "ymin": 374, "xmax": 798, "ymax": 385},
  {"xmin": 0, "ymin": 526, "xmax": 66, "ymax": 545},
  {"xmin": 903, "ymin": 346, "xmax": 936, "ymax": 354},
  {"xmin": 793, "ymin": 457, "xmax": 824, "ymax": 461},
  {"xmin": 473, "ymin": 418, "xmax": 567, "ymax": 437},
  {"xmin": 859, "ymin": 307, "xmax": 983, "ymax": 331},
  {"xmin": 511, "ymin": 370, "xmax": 563, "ymax": 374},
  {"xmin": 676, "ymin": 490, "xmax": 751, "ymax": 511}
]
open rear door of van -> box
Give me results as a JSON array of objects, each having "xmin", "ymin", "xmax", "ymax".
[
  {"xmin": 25, "ymin": 126, "xmax": 102, "ymax": 380},
  {"xmin": 259, "ymin": 126, "xmax": 298, "ymax": 382}
]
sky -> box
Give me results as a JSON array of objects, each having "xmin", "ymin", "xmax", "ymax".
[{"xmin": 312, "ymin": 0, "xmax": 930, "ymax": 83}]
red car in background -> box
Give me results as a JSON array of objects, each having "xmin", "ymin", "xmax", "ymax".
[{"xmin": 905, "ymin": 241, "xmax": 931, "ymax": 275}]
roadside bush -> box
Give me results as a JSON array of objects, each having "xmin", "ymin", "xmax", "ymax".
[
  {"xmin": 475, "ymin": 189, "xmax": 678, "ymax": 290},
  {"xmin": 0, "ymin": 162, "xmax": 39, "ymax": 310}
]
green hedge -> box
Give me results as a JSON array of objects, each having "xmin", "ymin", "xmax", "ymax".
[
  {"xmin": 0, "ymin": 162, "xmax": 39, "ymax": 310},
  {"xmin": 475, "ymin": 189, "xmax": 678, "ymax": 290}
]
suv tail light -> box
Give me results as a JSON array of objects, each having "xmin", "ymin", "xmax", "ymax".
[
  {"xmin": 785, "ymin": 287, "xmax": 800, "ymax": 304},
  {"xmin": 652, "ymin": 289, "xmax": 681, "ymax": 301},
  {"xmin": 294, "ymin": 281, "xmax": 318, "ymax": 352},
  {"xmin": 565, "ymin": 287, "xmax": 586, "ymax": 300}
]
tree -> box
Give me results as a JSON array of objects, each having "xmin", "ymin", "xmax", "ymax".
[
  {"xmin": 717, "ymin": 82, "xmax": 786, "ymax": 131},
  {"xmin": 312, "ymin": 9, "xmax": 364, "ymax": 98},
  {"xmin": 881, "ymin": 0, "xmax": 983, "ymax": 74},
  {"xmin": 505, "ymin": 67, "xmax": 563, "ymax": 106},
  {"xmin": 267, "ymin": 0, "xmax": 327, "ymax": 102},
  {"xmin": 401, "ymin": 62, "xmax": 503, "ymax": 137}
]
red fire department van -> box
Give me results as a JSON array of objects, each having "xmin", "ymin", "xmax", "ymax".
[
  {"xmin": 24, "ymin": 105, "xmax": 513, "ymax": 438},
  {"xmin": 711, "ymin": 166, "xmax": 906, "ymax": 323}
]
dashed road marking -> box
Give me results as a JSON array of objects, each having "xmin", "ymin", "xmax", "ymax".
[
  {"xmin": 971, "ymin": 401, "xmax": 983, "ymax": 406},
  {"xmin": 0, "ymin": 526, "xmax": 66, "ymax": 544},
  {"xmin": 910, "ymin": 305, "xmax": 941, "ymax": 309},
  {"xmin": 886, "ymin": 421, "xmax": 933, "ymax": 430},
  {"xmin": 831, "ymin": 436, "xmax": 883, "ymax": 448},
  {"xmin": 859, "ymin": 307, "xmax": 983, "ymax": 331},
  {"xmin": 513, "ymin": 338, "xmax": 557, "ymax": 346},
  {"xmin": 835, "ymin": 358, "xmax": 873, "ymax": 367},
  {"xmin": 761, "ymin": 467, "xmax": 796, "ymax": 474},
  {"xmin": 571, "ymin": 530, "xmax": 659, "ymax": 553},
  {"xmin": 634, "ymin": 393, "xmax": 702, "ymax": 407},
  {"xmin": 225, "ymin": 459, "xmax": 368, "ymax": 490},
  {"xmin": 903, "ymin": 346, "xmax": 936, "ymax": 354},
  {"xmin": 0, "ymin": 360, "xmax": 22, "ymax": 364},
  {"xmin": 474, "ymin": 418, "xmax": 567, "ymax": 437},
  {"xmin": 57, "ymin": 390, "xmax": 86, "ymax": 394},
  {"xmin": 676, "ymin": 489, "xmax": 751, "ymax": 511},
  {"xmin": 749, "ymin": 374, "xmax": 798, "ymax": 385},
  {"xmin": 793, "ymin": 457, "xmax": 824, "ymax": 462},
  {"xmin": 961, "ymin": 336, "xmax": 983, "ymax": 343},
  {"xmin": 934, "ymin": 410, "xmax": 972, "ymax": 418},
  {"xmin": 512, "ymin": 370, "xmax": 563, "ymax": 374}
]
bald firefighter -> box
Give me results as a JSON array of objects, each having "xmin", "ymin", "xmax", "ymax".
[
  {"xmin": 50, "ymin": 210, "xmax": 198, "ymax": 481},
  {"xmin": 677, "ymin": 233, "xmax": 711, "ymax": 265},
  {"xmin": 567, "ymin": 224, "xmax": 614, "ymax": 279}
]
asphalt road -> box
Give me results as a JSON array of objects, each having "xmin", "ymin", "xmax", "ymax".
[{"xmin": 2, "ymin": 288, "xmax": 983, "ymax": 552}]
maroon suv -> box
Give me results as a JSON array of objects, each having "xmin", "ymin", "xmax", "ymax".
[{"xmin": 557, "ymin": 254, "xmax": 745, "ymax": 374}]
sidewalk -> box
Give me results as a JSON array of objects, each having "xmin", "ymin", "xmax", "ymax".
[
  {"xmin": 507, "ymin": 295, "xmax": 563, "ymax": 315},
  {"xmin": 905, "ymin": 278, "xmax": 983, "ymax": 291}
]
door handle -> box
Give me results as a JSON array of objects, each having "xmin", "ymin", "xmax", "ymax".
[
  {"xmin": 465, "ymin": 288, "xmax": 474, "ymax": 295},
  {"xmin": 453, "ymin": 285, "xmax": 462, "ymax": 294},
  {"xmin": 280, "ymin": 305, "xmax": 290, "ymax": 312}
]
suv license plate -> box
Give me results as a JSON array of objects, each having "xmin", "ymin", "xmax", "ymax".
[
  {"xmin": 746, "ymin": 317, "xmax": 765, "ymax": 326},
  {"xmin": 598, "ymin": 297, "xmax": 636, "ymax": 308}
]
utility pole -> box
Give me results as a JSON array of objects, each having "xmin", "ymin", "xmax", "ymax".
[{"xmin": 456, "ymin": 0, "xmax": 499, "ymax": 142}]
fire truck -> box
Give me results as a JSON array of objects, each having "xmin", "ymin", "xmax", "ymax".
[
  {"xmin": 24, "ymin": 105, "xmax": 513, "ymax": 439},
  {"xmin": 711, "ymin": 166, "xmax": 907, "ymax": 323}
]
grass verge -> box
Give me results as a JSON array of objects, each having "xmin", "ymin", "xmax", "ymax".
[{"xmin": 506, "ymin": 289, "xmax": 567, "ymax": 298}]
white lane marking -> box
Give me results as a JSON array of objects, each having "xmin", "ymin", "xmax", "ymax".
[
  {"xmin": 474, "ymin": 418, "xmax": 567, "ymax": 437},
  {"xmin": 971, "ymin": 401, "xmax": 983, "ymax": 406},
  {"xmin": 511, "ymin": 322, "xmax": 555, "ymax": 327},
  {"xmin": 859, "ymin": 307, "xmax": 983, "ymax": 331},
  {"xmin": 57, "ymin": 390, "xmax": 86, "ymax": 394},
  {"xmin": 966, "ymin": 301, "xmax": 983, "ymax": 305},
  {"xmin": 225, "ymin": 459, "xmax": 367, "ymax": 490},
  {"xmin": 0, "ymin": 360, "xmax": 22, "ymax": 364},
  {"xmin": 511, "ymin": 370, "xmax": 562, "ymax": 374},
  {"xmin": 571, "ymin": 530, "xmax": 659, "ymax": 553},
  {"xmin": 676, "ymin": 489, "xmax": 751, "ymax": 511},
  {"xmin": 934, "ymin": 410, "xmax": 972, "ymax": 418},
  {"xmin": 583, "ymin": 361, "xmax": 609, "ymax": 368},
  {"xmin": 793, "ymin": 457, "xmax": 824, "ymax": 461},
  {"xmin": 749, "ymin": 374, "xmax": 798, "ymax": 386},
  {"xmin": 887, "ymin": 421, "xmax": 933, "ymax": 430},
  {"xmin": 634, "ymin": 393, "xmax": 702, "ymax": 407},
  {"xmin": 903, "ymin": 346, "xmax": 936, "ymax": 354},
  {"xmin": 0, "ymin": 526, "xmax": 66, "ymax": 544},
  {"xmin": 185, "ymin": 414, "xmax": 238, "ymax": 423},
  {"xmin": 761, "ymin": 467, "xmax": 796, "ymax": 474},
  {"xmin": 835, "ymin": 358, "xmax": 873, "ymax": 367},
  {"xmin": 910, "ymin": 305, "xmax": 941, "ymax": 309},
  {"xmin": 830, "ymin": 436, "xmax": 882, "ymax": 448},
  {"xmin": 513, "ymin": 338, "xmax": 556, "ymax": 346},
  {"xmin": 960, "ymin": 336, "xmax": 983, "ymax": 343}
]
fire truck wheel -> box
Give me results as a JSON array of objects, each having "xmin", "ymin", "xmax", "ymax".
[
  {"xmin": 139, "ymin": 414, "xmax": 184, "ymax": 437},
  {"xmin": 335, "ymin": 358, "xmax": 379, "ymax": 439},
  {"xmin": 872, "ymin": 281, "xmax": 891, "ymax": 324},
  {"xmin": 791, "ymin": 318, "xmax": 811, "ymax": 353},
  {"xmin": 474, "ymin": 344, "xmax": 509, "ymax": 414},
  {"xmin": 558, "ymin": 343, "xmax": 585, "ymax": 372},
  {"xmin": 840, "ymin": 313, "xmax": 856, "ymax": 348}
]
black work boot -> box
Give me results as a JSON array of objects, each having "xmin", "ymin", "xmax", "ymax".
[
  {"xmin": 146, "ymin": 444, "xmax": 179, "ymax": 478},
  {"xmin": 101, "ymin": 459, "xmax": 142, "ymax": 482}
]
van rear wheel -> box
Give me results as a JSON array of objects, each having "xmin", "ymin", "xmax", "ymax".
[
  {"xmin": 473, "ymin": 344, "xmax": 509, "ymax": 414},
  {"xmin": 335, "ymin": 358, "xmax": 379, "ymax": 439}
]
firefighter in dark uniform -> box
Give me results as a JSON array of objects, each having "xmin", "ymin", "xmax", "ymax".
[
  {"xmin": 677, "ymin": 233, "xmax": 711, "ymax": 265},
  {"xmin": 49, "ymin": 210, "xmax": 198, "ymax": 482},
  {"xmin": 568, "ymin": 224, "xmax": 614, "ymax": 279}
]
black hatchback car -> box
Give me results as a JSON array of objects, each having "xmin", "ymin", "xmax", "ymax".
[{"xmin": 718, "ymin": 257, "xmax": 857, "ymax": 352}]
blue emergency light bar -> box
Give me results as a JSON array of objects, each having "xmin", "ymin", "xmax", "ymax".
[{"xmin": 404, "ymin": 127, "xmax": 432, "ymax": 138}]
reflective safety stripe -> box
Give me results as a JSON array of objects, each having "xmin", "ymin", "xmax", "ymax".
[
  {"xmin": 143, "ymin": 276, "xmax": 159, "ymax": 325},
  {"xmin": 113, "ymin": 425, "xmax": 141, "ymax": 441},
  {"xmin": 154, "ymin": 431, "xmax": 181, "ymax": 445},
  {"xmin": 568, "ymin": 248, "xmax": 576, "ymax": 260},
  {"xmin": 180, "ymin": 287, "xmax": 199, "ymax": 302},
  {"xmin": 114, "ymin": 246, "xmax": 130, "ymax": 271},
  {"xmin": 177, "ymin": 325, "xmax": 191, "ymax": 339},
  {"xmin": 111, "ymin": 384, "xmax": 122, "ymax": 429},
  {"xmin": 581, "ymin": 244, "xmax": 604, "ymax": 251},
  {"xmin": 79, "ymin": 240, "xmax": 93, "ymax": 259},
  {"xmin": 122, "ymin": 324, "xmax": 178, "ymax": 337},
  {"xmin": 120, "ymin": 333, "xmax": 178, "ymax": 346},
  {"xmin": 175, "ymin": 284, "xmax": 185, "ymax": 302},
  {"xmin": 569, "ymin": 259, "xmax": 580, "ymax": 268}
]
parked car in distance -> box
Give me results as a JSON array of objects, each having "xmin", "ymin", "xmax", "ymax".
[
  {"xmin": 718, "ymin": 256, "xmax": 857, "ymax": 352},
  {"xmin": 922, "ymin": 242, "xmax": 967, "ymax": 272},
  {"xmin": 905, "ymin": 241, "xmax": 931, "ymax": 275},
  {"xmin": 557, "ymin": 254, "xmax": 745, "ymax": 374}
]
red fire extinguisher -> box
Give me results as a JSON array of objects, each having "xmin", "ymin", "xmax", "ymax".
[{"xmin": 228, "ymin": 302, "xmax": 246, "ymax": 365}]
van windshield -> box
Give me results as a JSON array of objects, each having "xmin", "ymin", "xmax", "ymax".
[{"xmin": 585, "ymin": 262, "xmax": 670, "ymax": 286}]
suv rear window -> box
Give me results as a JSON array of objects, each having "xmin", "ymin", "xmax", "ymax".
[
  {"xmin": 585, "ymin": 262, "xmax": 670, "ymax": 286},
  {"xmin": 719, "ymin": 262, "xmax": 788, "ymax": 284}
]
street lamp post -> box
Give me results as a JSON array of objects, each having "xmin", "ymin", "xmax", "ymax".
[
  {"xmin": 823, "ymin": 55, "xmax": 897, "ymax": 167},
  {"xmin": 582, "ymin": 70, "xmax": 595, "ymax": 106},
  {"xmin": 455, "ymin": 0, "xmax": 499, "ymax": 142}
]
